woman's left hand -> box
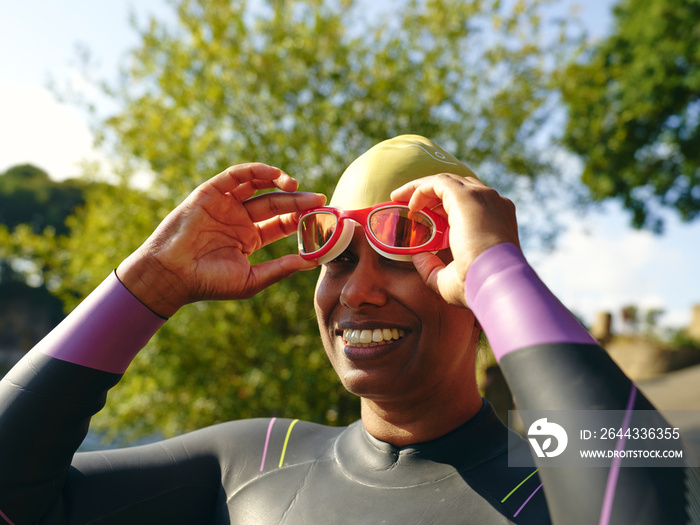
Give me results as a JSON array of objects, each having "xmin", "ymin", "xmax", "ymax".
[{"xmin": 391, "ymin": 173, "xmax": 520, "ymax": 308}]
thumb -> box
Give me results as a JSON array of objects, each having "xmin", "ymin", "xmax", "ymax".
[
  {"xmin": 411, "ymin": 252, "xmax": 446, "ymax": 295},
  {"xmin": 242, "ymin": 255, "xmax": 319, "ymax": 298},
  {"xmin": 412, "ymin": 252, "xmax": 467, "ymax": 308}
]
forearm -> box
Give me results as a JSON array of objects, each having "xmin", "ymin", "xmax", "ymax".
[
  {"xmin": 0, "ymin": 272, "xmax": 165, "ymax": 523},
  {"xmin": 465, "ymin": 243, "xmax": 690, "ymax": 525},
  {"xmin": 465, "ymin": 242, "xmax": 637, "ymax": 410},
  {"xmin": 35, "ymin": 271, "xmax": 166, "ymax": 374}
]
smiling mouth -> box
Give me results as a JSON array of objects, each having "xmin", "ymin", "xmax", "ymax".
[{"xmin": 341, "ymin": 328, "xmax": 406, "ymax": 347}]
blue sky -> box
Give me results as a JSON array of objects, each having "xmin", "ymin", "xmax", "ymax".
[{"xmin": 1, "ymin": 0, "xmax": 698, "ymax": 332}]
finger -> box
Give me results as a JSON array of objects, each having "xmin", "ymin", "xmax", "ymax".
[
  {"xmin": 230, "ymin": 178, "xmax": 290, "ymax": 202},
  {"xmin": 238, "ymin": 254, "xmax": 319, "ymax": 299},
  {"xmin": 244, "ymin": 192, "xmax": 326, "ymax": 223},
  {"xmin": 230, "ymin": 171, "xmax": 305, "ymax": 203},
  {"xmin": 390, "ymin": 177, "xmax": 429, "ymax": 207},
  {"xmin": 410, "ymin": 176, "xmax": 492, "ymax": 218},
  {"xmin": 255, "ymin": 213, "xmax": 301, "ymax": 247},
  {"xmin": 428, "ymin": 201, "xmax": 448, "ymax": 219},
  {"xmin": 390, "ymin": 174, "xmax": 450, "ymax": 211},
  {"xmin": 391, "ymin": 174, "xmax": 486, "ymax": 209},
  {"xmin": 272, "ymin": 171, "xmax": 299, "ymax": 192},
  {"xmin": 407, "ymin": 182, "xmax": 447, "ymax": 213},
  {"xmin": 411, "ymin": 252, "xmax": 446, "ymax": 296},
  {"xmin": 209, "ymin": 163, "xmax": 289, "ymax": 194}
]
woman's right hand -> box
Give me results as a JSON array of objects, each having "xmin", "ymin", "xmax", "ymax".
[{"xmin": 117, "ymin": 163, "xmax": 326, "ymax": 317}]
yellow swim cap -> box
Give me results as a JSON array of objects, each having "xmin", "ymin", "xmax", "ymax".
[{"xmin": 330, "ymin": 134, "xmax": 476, "ymax": 209}]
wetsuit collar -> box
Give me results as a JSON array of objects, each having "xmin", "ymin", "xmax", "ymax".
[{"xmin": 334, "ymin": 400, "xmax": 512, "ymax": 488}]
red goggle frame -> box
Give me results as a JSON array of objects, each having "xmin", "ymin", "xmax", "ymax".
[{"xmin": 297, "ymin": 201, "xmax": 449, "ymax": 264}]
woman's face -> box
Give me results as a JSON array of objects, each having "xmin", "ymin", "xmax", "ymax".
[{"xmin": 314, "ymin": 225, "xmax": 479, "ymax": 406}]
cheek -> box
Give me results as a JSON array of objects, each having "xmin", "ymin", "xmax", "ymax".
[
  {"xmin": 423, "ymin": 299, "xmax": 476, "ymax": 343},
  {"xmin": 314, "ymin": 269, "xmax": 336, "ymax": 331},
  {"xmin": 314, "ymin": 274, "xmax": 345, "ymax": 369}
]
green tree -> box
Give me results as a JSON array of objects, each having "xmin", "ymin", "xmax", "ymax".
[
  {"xmin": 559, "ymin": 0, "xmax": 700, "ymax": 232},
  {"xmin": 0, "ymin": 166, "xmax": 86, "ymax": 356},
  {"xmin": 0, "ymin": 165, "xmax": 86, "ymax": 235},
  {"xmin": 44, "ymin": 0, "xmax": 584, "ymax": 440}
]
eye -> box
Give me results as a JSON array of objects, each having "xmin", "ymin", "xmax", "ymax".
[
  {"xmin": 382, "ymin": 257, "xmax": 417, "ymax": 272},
  {"xmin": 328, "ymin": 252, "xmax": 354, "ymax": 264},
  {"xmin": 323, "ymin": 249, "xmax": 357, "ymax": 271}
]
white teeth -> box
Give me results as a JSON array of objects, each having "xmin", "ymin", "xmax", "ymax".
[{"xmin": 342, "ymin": 328, "xmax": 406, "ymax": 346}]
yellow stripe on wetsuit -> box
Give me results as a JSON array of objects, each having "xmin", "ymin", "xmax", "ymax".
[{"xmin": 279, "ymin": 419, "xmax": 299, "ymax": 468}]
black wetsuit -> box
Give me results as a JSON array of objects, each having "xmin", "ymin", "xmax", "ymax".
[
  {"xmin": 1, "ymin": 243, "xmax": 697, "ymax": 524},
  {"xmin": 0, "ymin": 351, "xmax": 547, "ymax": 524}
]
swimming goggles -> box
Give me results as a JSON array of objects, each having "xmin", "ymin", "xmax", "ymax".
[{"xmin": 297, "ymin": 201, "xmax": 449, "ymax": 264}]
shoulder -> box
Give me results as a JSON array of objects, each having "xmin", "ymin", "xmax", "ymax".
[{"xmin": 179, "ymin": 417, "xmax": 347, "ymax": 466}]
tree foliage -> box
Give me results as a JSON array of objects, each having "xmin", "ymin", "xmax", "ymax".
[
  {"xmin": 0, "ymin": 165, "xmax": 86, "ymax": 354},
  {"xmin": 105, "ymin": 0, "xmax": 579, "ymax": 219},
  {"xmin": 28, "ymin": 0, "xmax": 585, "ymax": 440},
  {"xmin": 0, "ymin": 165, "xmax": 85, "ymax": 235},
  {"xmin": 559, "ymin": 0, "xmax": 700, "ymax": 231}
]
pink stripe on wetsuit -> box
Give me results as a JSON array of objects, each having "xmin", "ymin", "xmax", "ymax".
[
  {"xmin": 35, "ymin": 271, "xmax": 166, "ymax": 374},
  {"xmin": 465, "ymin": 242, "xmax": 597, "ymax": 361}
]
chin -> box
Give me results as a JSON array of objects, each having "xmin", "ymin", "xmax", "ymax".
[{"xmin": 339, "ymin": 369, "xmax": 409, "ymax": 400}]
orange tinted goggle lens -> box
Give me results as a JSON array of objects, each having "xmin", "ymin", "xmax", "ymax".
[
  {"xmin": 299, "ymin": 207, "xmax": 435, "ymax": 255},
  {"xmin": 369, "ymin": 208, "xmax": 434, "ymax": 248},
  {"xmin": 299, "ymin": 212, "xmax": 338, "ymax": 254}
]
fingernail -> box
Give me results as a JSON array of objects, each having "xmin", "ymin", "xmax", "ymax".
[{"xmin": 301, "ymin": 259, "xmax": 319, "ymax": 271}]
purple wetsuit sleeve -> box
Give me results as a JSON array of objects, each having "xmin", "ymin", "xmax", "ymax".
[
  {"xmin": 465, "ymin": 243, "xmax": 596, "ymax": 361},
  {"xmin": 35, "ymin": 271, "xmax": 166, "ymax": 374}
]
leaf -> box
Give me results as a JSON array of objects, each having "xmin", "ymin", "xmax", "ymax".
[{"xmin": 558, "ymin": 0, "xmax": 700, "ymax": 229}]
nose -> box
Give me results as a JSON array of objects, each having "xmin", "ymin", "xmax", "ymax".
[{"xmin": 339, "ymin": 241, "xmax": 389, "ymax": 311}]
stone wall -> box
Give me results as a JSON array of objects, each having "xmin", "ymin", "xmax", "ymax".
[
  {"xmin": 689, "ymin": 305, "xmax": 700, "ymax": 342},
  {"xmin": 605, "ymin": 336, "xmax": 700, "ymax": 382},
  {"xmin": 592, "ymin": 303, "xmax": 700, "ymax": 382}
]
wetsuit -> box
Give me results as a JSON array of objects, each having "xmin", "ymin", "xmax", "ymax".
[{"xmin": 0, "ymin": 243, "xmax": 696, "ymax": 524}]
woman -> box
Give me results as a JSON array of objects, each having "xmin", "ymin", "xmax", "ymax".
[{"xmin": 0, "ymin": 135, "xmax": 692, "ymax": 524}]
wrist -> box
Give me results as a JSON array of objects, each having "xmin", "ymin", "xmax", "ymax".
[{"xmin": 116, "ymin": 250, "xmax": 186, "ymax": 318}]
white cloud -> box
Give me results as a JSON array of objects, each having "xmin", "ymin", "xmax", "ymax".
[
  {"xmin": 529, "ymin": 220, "xmax": 695, "ymax": 330},
  {"xmin": 0, "ymin": 78, "xmax": 99, "ymax": 180}
]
